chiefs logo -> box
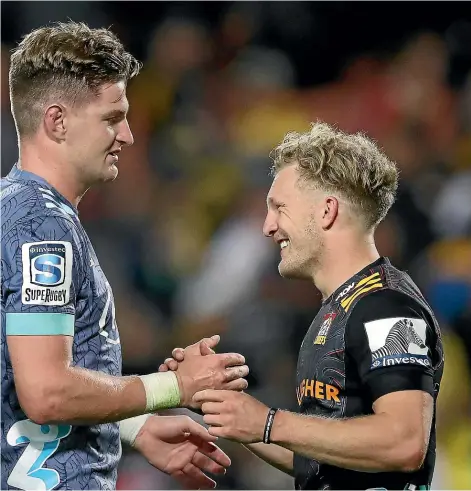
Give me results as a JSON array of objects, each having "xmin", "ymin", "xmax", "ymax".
[{"xmin": 314, "ymin": 313, "xmax": 336, "ymax": 345}]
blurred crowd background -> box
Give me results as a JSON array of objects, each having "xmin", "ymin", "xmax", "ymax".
[{"xmin": 2, "ymin": 2, "xmax": 471, "ymax": 489}]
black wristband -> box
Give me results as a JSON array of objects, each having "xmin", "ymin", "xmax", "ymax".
[{"xmin": 263, "ymin": 408, "xmax": 278, "ymax": 444}]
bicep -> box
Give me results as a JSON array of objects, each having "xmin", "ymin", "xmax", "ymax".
[
  {"xmin": 8, "ymin": 334, "xmax": 73, "ymax": 404},
  {"xmin": 373, "ymin": 390, "xmax": 434, "ymax": 442}
]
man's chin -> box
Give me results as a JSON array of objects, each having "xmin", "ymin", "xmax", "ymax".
[
  {"xmin": 278, "ymin": 260, "xmax": 312, "ymax": 281},
  {"xmin": 103, "ymin": 164, "xmax": 119, "ymax": 182},
  {"xmin": 278, "ymin": 262, "xmax": 301, "ymax": 280}
]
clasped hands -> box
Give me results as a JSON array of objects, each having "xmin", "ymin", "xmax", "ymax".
[
  {"xmin": 135, "ymin": 335, "xmax": 267, "ymax": 489},
  {"xmin": 159, "ymin": 335, "xmax": 270, "ymax": 445}
]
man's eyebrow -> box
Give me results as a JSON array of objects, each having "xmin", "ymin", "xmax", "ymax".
[
  {"xmin": 103, "ymin": 108, "xmax": 127, "ymax": 119},
  {"xmin": 267, "ymin": 196, "xmax": 284, "ymax": 207}
]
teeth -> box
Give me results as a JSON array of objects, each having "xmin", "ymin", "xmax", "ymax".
[{"xmin": 280, "ymin": 240, "xmax": 289, "ymax": 249}]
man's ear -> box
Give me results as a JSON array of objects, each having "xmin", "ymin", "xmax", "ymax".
[
  {"xmin": 321, "ymin": 196, "xmax": 339, "ymax": 230},
  {"xmin": 43, "ymin": 104, "xmax": 67, "ymax": 142}
]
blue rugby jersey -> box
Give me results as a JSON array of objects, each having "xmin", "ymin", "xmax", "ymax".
[{"xmin": 1, "ymin": 165, "xmax": 122, "ymax": 490}]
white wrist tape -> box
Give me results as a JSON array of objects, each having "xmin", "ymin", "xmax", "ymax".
[
  {"xmin": 139, "ymin": 371, "xmax": 181, "ymax": 412},
  {"xmin": 119, "ymin": 414, "xmax": 152, "ymax": 447}
]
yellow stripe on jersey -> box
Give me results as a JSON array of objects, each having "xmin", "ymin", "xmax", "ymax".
[
  {"xmin": 342, "ymin": 283, "xmax": 383, "ymax": 311},
  {"xmin": 341, "ymin": 274, "xmax": 381, "ymax": 307},
  {"xmin": 354, "ymin": 272, "xmax": 380, "ymax": 289},
  {"xmin": 341, "ymin": 276, "xmax": 383, "ymax": 311}
]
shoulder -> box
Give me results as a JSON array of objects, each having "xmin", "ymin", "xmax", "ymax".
[
  {"xmin": 345, "ymin": 288, "xmax": 433, "ymax": 362},
  {"xmin": 1, "ymin": 177, "xmax": 40, "ymax": 224},
  {"xmin": 1, "ymin": 180, "xmax": 78, "ymax": 242},
  {"xmin": 350, "ymin": 288, "xmax": 425, "ymax": 324}
]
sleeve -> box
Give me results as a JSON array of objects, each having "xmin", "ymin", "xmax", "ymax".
[
  {"xmin": 345, "ymin": 289, "xmax": 435, "ymax": 402},
  {"xmin": 2, "ymin": 214, "xmax": 86, "ymax": 336}
]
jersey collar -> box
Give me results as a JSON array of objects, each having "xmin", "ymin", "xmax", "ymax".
[
  {"xmin": 325, "ymin": 256, "xmax": 389, "ymax": 305},
  {"xmin": 8, "ymin": 163, "xmax": 78, "ymax": 216}
]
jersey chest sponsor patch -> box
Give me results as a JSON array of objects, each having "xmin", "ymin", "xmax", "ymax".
[
  {"xmin": 21, "ymin": 241, "xmax": 73, "ymax": 306},
  {"xmin": 363, "ymin": 317, "xmax": 430, "ymax": 370}
]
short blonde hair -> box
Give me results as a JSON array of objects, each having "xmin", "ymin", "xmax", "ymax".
[{"xmin": 270, "ymin": 121, "xmax": 398, "ymax": 229}]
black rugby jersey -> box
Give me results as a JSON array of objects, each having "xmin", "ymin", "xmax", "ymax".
[{"xmin": 294, "ymin": 257, "xmax": 444, "ymax": 490}]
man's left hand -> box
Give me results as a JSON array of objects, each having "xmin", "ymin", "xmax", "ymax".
[
  {"xmin": 194, "ymin": 390, "xmax": 269, "ymax": 444},
  {"xmin": 134, "ymin": 415, "xmax": 230, "ymax": 489}
]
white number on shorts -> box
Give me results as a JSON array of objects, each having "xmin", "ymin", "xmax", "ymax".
[{"xmin": 7, "ymin": 419, "xmax": 72, "ymax": 491}]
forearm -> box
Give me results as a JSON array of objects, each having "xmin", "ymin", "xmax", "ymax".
[
  {"xmin": 119, "ymin": 413, "xmax": 153, "ymax": 447},
  {"xmin": 270, "ymin": 410, "xmax": 420, "ymax": 473},
  {"xmin": 28, "ymin": 366, "xmax": 148, "ymax": 425},
  {"xmin": 244, "ymin": 443, "xmax": 294, "ymax": 476}
]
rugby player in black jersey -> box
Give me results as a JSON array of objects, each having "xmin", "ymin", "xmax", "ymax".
[{"xmin": 161, "ymin": 122, "xmax": 445, "ymax": 490}]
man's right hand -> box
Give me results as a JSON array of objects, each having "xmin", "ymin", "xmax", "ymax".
[{"xmin": 162, "ymin": 336, "xmax": 249, "ymax": 409}]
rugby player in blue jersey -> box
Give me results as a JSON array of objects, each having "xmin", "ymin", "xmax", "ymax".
[{"xmin": 1, "ymin": 21, "xmax": 249, "ymax": 491}]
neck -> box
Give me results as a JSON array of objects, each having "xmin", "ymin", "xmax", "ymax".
[
  {"xmin": 312, "ymin": 231, "xmax": 380, "ymax": 300},
  {"xmin": 18, "ymin": 140, "xmax": 86, "ymax": 207}
]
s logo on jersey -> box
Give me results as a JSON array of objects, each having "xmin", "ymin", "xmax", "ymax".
[
  {"xmin": 21, "ymin": 241, "xmax": 73, "ymax": 306},
  {"xmin": 31, "ymin": 253, "xmax": 65, "ymax": 286}
]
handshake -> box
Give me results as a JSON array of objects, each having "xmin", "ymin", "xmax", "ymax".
[
  {"xmin": 158, "ymin": 335, "xmax": 270, "ymax": 444},
  {"xmin": 158, "ymin": 335, "xmax": 248, "ymax": 410},
  {"xmin": 130, "ymin": 336, "xmax": 268, "ymax": 490}
]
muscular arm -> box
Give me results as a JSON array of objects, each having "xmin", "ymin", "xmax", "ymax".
[
  {"xmin": 270, "ymin": 390, "xmax": 433, "ymax": 473},
  {"xmin": 244, "ymin": 443, "xmax": 294, "ymax": 476},
  {"xmin": 8, "ymin": 335, "xmax": 148, "ymax": 425},
  {"xmin": 8, "ymin": 333, "xmax": 247, "ymax": 426}
]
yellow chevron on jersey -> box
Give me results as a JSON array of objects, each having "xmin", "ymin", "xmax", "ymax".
[
  {"xmin": 355, "ymin": 272, "xmax": 380, "ymax": 289},
  {"xmin": 341, "ymin": 272, "xmax": 383, "ymax": 311}
]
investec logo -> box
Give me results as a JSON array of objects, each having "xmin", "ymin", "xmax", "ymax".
[
  {"xmin": 29, "ymin": 245, "xmax": 66, "ymax": 255},
  {"xmin": 372, "ymin": 354, "xmax": 431, "ymax": 370},
  {"xmin": 296, "ymin": 378, "xmax": 340, "ymax": 405}
]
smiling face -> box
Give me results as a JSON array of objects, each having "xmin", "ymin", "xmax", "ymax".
[
  {"xmin": 62, "ymin": 80, "xmax": 134, "ymax": 186},
  {"xmin": 263, "ymin": 164, "xmax": 326, "ymax": 280}
]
